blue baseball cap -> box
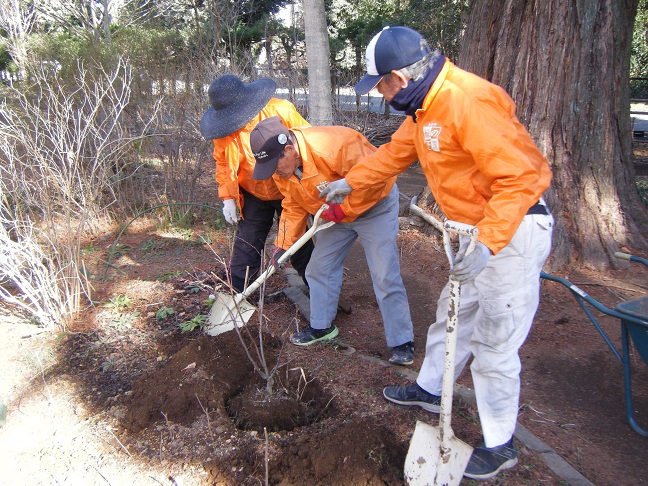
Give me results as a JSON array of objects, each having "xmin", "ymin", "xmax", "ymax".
[
  {"xmin": 250, "ymin": 116, "xmax": 291, "ymax": 180},
  {"xmin": 355, "ymin": 26, "xmax": 429, "ymax": 95}
]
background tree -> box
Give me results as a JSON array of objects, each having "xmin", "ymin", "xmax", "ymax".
[
  {"xmin": 334, "ymin": 2, "xmax": 395, "ymax": 86},
  {"xmin": 0, "ymin": 0, "xmax": 35, "ymax": 72},
  {"xmin": 275, "ymin": 17, "xmax": 307, "ymax": 102},
  {"xmin": 328, "ymin": 0, "xmax": 468, "ymax": 113},
  {"xmin": 630, "ymin": 0, "xmax": 648, "ymax": 98},
  {"xmin": 631, "ymin": 0, "xmax": 648, "ymax": 78},
  {"xmin": 303, "ymin": 0, "xmax": 333, "ymax": 124},
  {"xmin": 458, "ymin": 0, "xmax": 648, "ymax": 269},
  {"xmin": 397, "ymin": 0, "xmax": 468, "ymax": 61}
]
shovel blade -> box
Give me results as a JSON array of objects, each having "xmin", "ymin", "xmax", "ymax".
[
  {"xmin": 204, "ymin": 293, "xmax": 256, "ymax": 336},
  {"xmin": 404, "ymin": 421, "xmax": 472, "ymax": 486}
]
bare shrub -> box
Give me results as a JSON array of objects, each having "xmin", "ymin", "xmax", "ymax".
[
  {"xmin": 0, "ymin": 57, "xmax": 155, "ymax": 328},
  {"xmin": 0, "ymin": 191, "xmax": 87, "ymax": 328},
  {"xmin": 145, "ymin": 89, "xmax": 213, "ymax": 222}
]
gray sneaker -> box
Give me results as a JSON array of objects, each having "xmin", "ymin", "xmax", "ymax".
[
  {"xmin": 389, "ymin": 341, "xmax": 414, "ymax": 365},
  {"xmin": 464, "ymin": 438, "xmax": 519, "ymax": 480},
  {"xmin": 382, "ymin": 383, "xmax": 441, "ymax": 413},
  {"xmin": 291, "ymin": 325, "xmax": 339, "ymax": 346}
]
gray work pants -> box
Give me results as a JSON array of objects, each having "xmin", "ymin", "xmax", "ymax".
[{"xmin": 305, "ymin": 185, "xmax": 414, "ymax": 348}]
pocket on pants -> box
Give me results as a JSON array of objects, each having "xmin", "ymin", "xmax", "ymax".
[{"xmin": 473, "ymin": 295, "xmax": 524, "ymax": 351}]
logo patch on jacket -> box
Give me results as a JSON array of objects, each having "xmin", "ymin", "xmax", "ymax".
[
  {"xmin": 423, "ymin": 123, "xmax": 442, "ymax": 152},
  {"xmin": 316, "ymin": 181, "xmax": 329, "ymax": 193}
]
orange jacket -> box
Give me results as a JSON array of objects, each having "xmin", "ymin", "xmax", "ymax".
[
  {"xmin": 212, "ymin": 98, "xmax": 309, "ymax": 213},
  {"xmin": 345, "ymin": 59, "xmax": 552, "ymax": 254},
  {"xmin": 273, "ymin": 126, "xmax": 396, "ymax": 249}
]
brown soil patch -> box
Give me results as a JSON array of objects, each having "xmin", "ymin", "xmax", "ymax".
[{"xmin": 1, "ymin": 164, "xmax": 647, "ymax": 485}]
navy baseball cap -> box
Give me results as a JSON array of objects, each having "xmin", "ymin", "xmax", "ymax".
[
  {"xmin": 250, "ymin": 116, "xmax": 291, "ymax": 180},
  {"xmin": 355, "ymin": 26, "xmax": 429, "ymax": 95}
]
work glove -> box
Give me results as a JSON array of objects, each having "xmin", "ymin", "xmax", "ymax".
[
  {"xmin": 451, "ymin": 241, "xmax": 491, "ymax": 283},
  {"xmin": 222, "ymin": 199, "xmax": 239, "ymax": 225},
  {"xmin": 319, "ymin": 178, "xmax": 353, "ymax": 204},
  {"xmin": 321, "ymin": 203, "xmax": 346, "ymax": 223},
  {"xmin": 270, "ymin": 246, "xmax": 287, "ymax": 270}
]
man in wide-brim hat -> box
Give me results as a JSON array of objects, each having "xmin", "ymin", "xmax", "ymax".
[{"xmin": 200, "ymin": 74, "xmax": 313, "ymax": 292}]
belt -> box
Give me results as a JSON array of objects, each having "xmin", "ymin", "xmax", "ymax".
[{"xmin": 526, "ymin": 201, "xmax": 551, "ymax": 216}]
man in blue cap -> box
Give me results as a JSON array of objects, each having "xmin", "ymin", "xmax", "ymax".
[{"xmin": 320, "ymin": 26, "xmax": 553, "ymax": 480}]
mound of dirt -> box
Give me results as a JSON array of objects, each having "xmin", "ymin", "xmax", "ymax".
[
  {"xmin": 120, "ymin": 332, "xmax": 331, "ymax": 434},
  {"xmin": 266, "ymin": 419, "xmax": 406, "ymax": 486}
]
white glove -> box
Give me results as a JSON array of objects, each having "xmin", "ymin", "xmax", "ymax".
[
  {"xmin": 319, "ymin": 178, "xmax": 353, "ymax": 204},
  {"xmin": 222, "ymin": 199, "xmax": 239, "ymax": 225},
  {"xmin": 451, "ymin": 241, "xmax": 491, "ymax": 282}
]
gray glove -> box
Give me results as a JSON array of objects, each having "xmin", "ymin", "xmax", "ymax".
[
  {"xmin": 319, "ymin": 178, "xmax": 353, "ymax": 204},
  {"xmin": 451, "ymin": 241, "xmax": 491, "ymax": 283}
]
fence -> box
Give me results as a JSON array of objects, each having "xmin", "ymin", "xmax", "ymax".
[
  {"xmin": 631, "ymin": 77, "xmax": 648, "ymax": 101},
  {"xmin": 0, "ymin": 70, "xmax": 23, "ymax": 87}
]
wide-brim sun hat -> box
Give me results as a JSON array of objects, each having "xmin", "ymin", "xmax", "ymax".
[
  {"xmin": 200, "ymin": 74, "xmax": 277, "ymax": 140},
  {"xmin": 355, "ymin": 26, "xmax": 427, "ymax": 96}
]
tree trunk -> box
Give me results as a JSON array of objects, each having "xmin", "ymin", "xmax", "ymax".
[
  {"xmin": 458, "ymin": 0, "xmax": 648, "ymax": 270},
  {"xmin": 303, "ymin": 0, "xmax": 333, "ymax": 125}
]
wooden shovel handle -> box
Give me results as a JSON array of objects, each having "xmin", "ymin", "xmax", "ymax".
[{"xmin": 241, "ymin": 204, "xmax": 335, "ymax": 298}]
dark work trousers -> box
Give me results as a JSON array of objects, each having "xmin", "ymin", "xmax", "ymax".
[{"xmin": 229, "ymin": 189, "xmax": 314, "ymax": 292}]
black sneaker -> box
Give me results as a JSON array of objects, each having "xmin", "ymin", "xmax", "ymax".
[
  {"xmin": 389, "ymin": 341, "xmax": 414, "ymax": 365},
  {"xmin": 382, "ymin": 383, "xmax": 441, "ymax": 413},
  {"xmin": 291, "ymin": 325, "xmax": 339, "ymax": 346},
  {"xmin": 464, "ymin": 438, "xmax": 519, "ymax": 480}
]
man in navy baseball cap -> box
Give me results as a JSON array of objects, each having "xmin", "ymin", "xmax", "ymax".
[
  {"xmin": 355, "ymin": 26, "xmax": 431, "ymax": 95},
  {"xmin": 322, "ymin": 24, "xmax": 554, "ymax": 482}
]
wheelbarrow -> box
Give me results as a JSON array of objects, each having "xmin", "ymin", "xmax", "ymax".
[
  {"xmin": 541, "ymin": 252, "xmax": 648, "ymax": 437},
  {"xmin": 205, "ymin": 204, "xmax": 334, "ymax": 336}
]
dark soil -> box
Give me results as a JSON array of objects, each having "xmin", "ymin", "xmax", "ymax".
[{"xmin": 1, "ymin": 163, "xmax": 647, "ymax": 486}]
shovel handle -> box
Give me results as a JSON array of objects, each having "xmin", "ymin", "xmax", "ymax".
[
  {"xmin": 443, "ymin": 220, "xmax": 478, "ymax": 267},
  {"xmin": 409, "ymin": 196, "xmax": 445, "ymax": 233},
  {"xmin": 241, "ymin": 204, "xmax": 335, "ymax": 298},
  {"xmin": 274, "ymin": 204, "xmax": 334, "ymax": 267},
  {"xmin": 406, "ymin": 203, "xmax": 478, "ymax": 265},
  {"xmin": 439, "ymin": 221, "xmax": 478, "ymax": 448}
]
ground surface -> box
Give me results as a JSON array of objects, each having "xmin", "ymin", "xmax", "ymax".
[{"xmin": 1, "ymin": 164, "xmax": 647, "ymax": 486}]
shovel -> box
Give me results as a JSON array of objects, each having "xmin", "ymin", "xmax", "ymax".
[
  {"xmin": 205, "ymin": 204, "xmax": 334, "ymax": 336},
  {"xmin": 404, "ymin": 219, "xmax": 478, "ymax": 486}
]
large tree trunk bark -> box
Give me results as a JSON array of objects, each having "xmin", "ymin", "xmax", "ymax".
[
  {"xmin": 458, "ymin": 0, "xmax": 648, "ymax": 270},
  {"xmin": 303, "ymin": 0, "xmax": 333, "ymax": 125}
]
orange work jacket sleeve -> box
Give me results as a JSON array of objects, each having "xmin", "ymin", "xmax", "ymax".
[
  {"xmin": 211, "ymin": 98, "xmax": 309, "ymax": 212},
  {"xmin": 272, "ymin": 126, "xmax": 396, "ymax": 249},
  {"xmin": 345, "ymin": 60, "xmax": 552, "ymax": 253}
]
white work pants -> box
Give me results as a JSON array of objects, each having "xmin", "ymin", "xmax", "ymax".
[{"xmin": 417, "ymin": 212, "xmax": 554, "ymax": 447}]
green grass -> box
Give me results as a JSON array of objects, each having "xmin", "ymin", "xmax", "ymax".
[
  {"xmin": 177, "ymin": 314, "xmax": 207, "ymax": 333},
  {"xmin": 110, "ymin": 311, "xmax": 140, "ymax": 330},
  {"xmin": 157, "ymin": 270, "xmax": 185, "ymax": 281},
  {"xmin": 104, "ymin": 294, "xmax": 133, "ymax": 312},
  {"xmin": 155, "ymin": 306, "xmax": 175, "ymax": 319}
]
